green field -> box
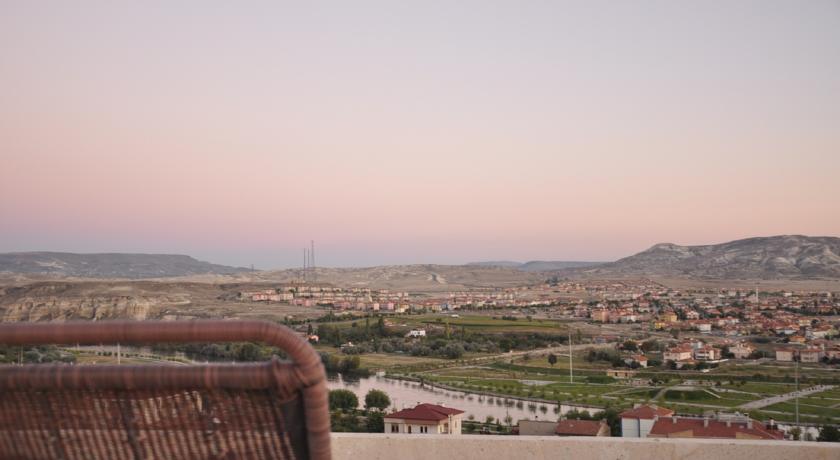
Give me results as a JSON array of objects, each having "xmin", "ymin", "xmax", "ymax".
[
  {"xmin": 312, "ymin": 311, "xmax": 840, "ymax": 424},
  {"xmin": 400, "ymin": 314, "xmax": 571, "ymax": 333},
  {"xmin": 718, "ymin": 382, "xmax": 797, "ymax": 396},
  {"xmin": 318, "ymin": 313, "xmax": 571, "ymax": 334},
  {"xmin": 358, "ymin": 352, "xmax": 449, "ymax": 370},
  {"xmin": 762, "ymin": 401, "xmax": 840, "ymax": 421}
]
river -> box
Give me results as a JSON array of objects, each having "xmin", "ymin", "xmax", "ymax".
[{"xmin": 327, "ymin": 373, "xmax": 601, "ymax": 423}]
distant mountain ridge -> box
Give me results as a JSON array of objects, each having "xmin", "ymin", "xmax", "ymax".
[
  {"xmin": 4, "ymin": 235, "xmax": 838, "ymax": 282},
  {"xmin": 571, "ymin": 235, "xmax": 840, "ymax": 279},
  {"xmin": 0, "ymin": 252, "xmax": 247, "ymax": 279},
  {"xmin": 468, "ymin": 260, "xmax": 605, "ymax": 272}
]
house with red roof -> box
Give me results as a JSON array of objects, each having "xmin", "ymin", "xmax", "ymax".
[
  {"xmin": 623, "ymin": 354, "xmax": 648, "ymax": 368},
  {"xmin": 555, "ymin": 419, "xmax": 610, "ymax": 437},
  {"xmin": 620, "ymin": 405, "xmax": 675, "ymax": 438},
  {"xmin": 384, "ymin": 403, "xmax": 464, "ymax": 435},
  {"xmin": 775, "ymin": 348, "xmax": 796, "ymax": 362},
  {"xmin": 663, "ymin": 344, "xmax": 694, "ymax": 363},
  {"xmin": 518, "ymin": 419, "xmax": 610, "ymax": 437},
  {"xmin": 800, "ymin": 346, "xmax": 824, "ymax": 363},
  {"xmin": 648, "ymin": 416, "xmax": 783, "ymax": 440},
  {"xmin": 729, "ymin": 342, "xmax": 755, "ymax": 359}
]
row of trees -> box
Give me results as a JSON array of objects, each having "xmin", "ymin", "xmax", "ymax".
[
  {"xmin": 328, "ymin": 388, "xmax": 391, "ymax": 412},
  {"xmin": 320, "ymin": 353, "xmax": 367, "ymax": 376},
  {"xmin": 315, "ymin": 316, "xmax": 390, "ymax": 346},
  {"xmin": 328, "ymin": 389, "xmax": 392, "ymax": 433},
  {"xmin": 315, "ymin": 312, "xmax": 582, "ymax": 360},
  {"xmin": 0, "ymin": 345, "xmax": 76, "ymax": 364},
  {"xmin": 151, "ymin": 342, "xmax": 278, "ymax": 362}
]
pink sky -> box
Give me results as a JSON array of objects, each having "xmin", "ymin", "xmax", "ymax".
[{"xmin": 1, "ymin": 2, "xmax": 839, "ymax": 268}]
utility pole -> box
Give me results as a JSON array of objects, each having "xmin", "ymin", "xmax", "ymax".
[
  {"xmin": 795, "ymin": 359, "xmax": 800, "ymax": 424},
  {"xmin": 569, "ymin": 330, "xmax": 573, "ymax": 383},
  {"xmin": 117, "ymin": 342, "xmax": 121, "ymax": 365}
]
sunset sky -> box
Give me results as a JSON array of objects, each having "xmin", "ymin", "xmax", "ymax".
[{"xmin": 1, "ymin": 1, "xmax": 839, "ymax": 268}]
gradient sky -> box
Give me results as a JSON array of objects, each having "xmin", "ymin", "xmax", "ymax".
[{"xmin": 1, "ymin": 1, "xmax": 839, "ymax": 269}]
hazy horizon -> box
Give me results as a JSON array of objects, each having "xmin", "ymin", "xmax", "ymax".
[
  {"xmin": 3, "ymin": 233, "xmax": 838, "ymax": 270},
  {"xmin": 2, "ymin": 1, "xmax": 839, "ymax": 269}
]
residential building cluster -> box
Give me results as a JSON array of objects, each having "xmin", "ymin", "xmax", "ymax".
[{"xmin": 619, "ymin": 405, "xmax": 783, "ymax": 440}]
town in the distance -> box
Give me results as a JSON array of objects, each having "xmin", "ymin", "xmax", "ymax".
[{"xmin": 2, "ymin": 235, "xmax": 840, "ymax": 443}]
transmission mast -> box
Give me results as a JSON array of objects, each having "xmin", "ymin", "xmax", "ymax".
[{"xmin": 311, "ymin": 240, "xmax": 316, "ymax": 283}]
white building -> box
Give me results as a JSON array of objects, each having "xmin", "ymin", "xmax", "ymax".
[
  {"xmin": 384, "ymin": 404, "xmax": 463, "ymax": 435},
  {"xmin": 620, "ymin": 405, "xmax": 675, "ymax": 438},
  {"xmin": 729, "ymin": 342, "xmax": 754, "ymax": 360}
]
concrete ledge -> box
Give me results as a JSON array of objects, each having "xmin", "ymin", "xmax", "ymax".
[{"xmin": 331, "ymin": 434, "xmax": 840, "ymax": 460}]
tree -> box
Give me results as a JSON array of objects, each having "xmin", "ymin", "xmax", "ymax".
[
  {"xmin": 235, "ymin": 343, "xmax": 262, "ymax": 361},
  {"xmin": 366, "ymin": 411, "xmax": 385, "ymax": 432},
  {"xmin": 364, "ymin": 389, "xmax": 391, "ymax": 411},
  {"xmin": 599, "ymin": 408, "xmax": 621, "ymax": 436},
  {"xmin": 442, "ymin": 343, "xmax": 464, "ymax": 359},
  {"xmin": 329, "ymin": 389, "xmax": 358, "ymax": 411},
  {"xmin": 547, "ymin": 353, "xmax": 558, "ymax": 367},
  {"xmin": 499, "ymin": 338, "xmax": 513, "ymax": 352},
  {"xmin": 485, "ymin": 415, "xmax": 495, "ymax": 425},
  {"xmin": 377, "ymin": 316, "xmax": 386, "ymax": 336},
  {"xmin": 622, "ymin": 340, "xmax": 638, "ymax": 352},
  {"xmin": 640, "ymin": 339, "xmax": 659, "ymax": 353},
  {"xmin": 818, "ymin": 425, "xmax": 840, "ymax": 442},
  {"xmin": 790, "ymin": 427, "xmax": 802, "ymax": 441},
  {"xmin": 331, "ymin": 412, "xmax": 364, "ymax": 432}
]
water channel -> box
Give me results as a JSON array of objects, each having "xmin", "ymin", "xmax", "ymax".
[{"xmin": 327, "ymin": 373, "xmax": 601, "ymax": 423}]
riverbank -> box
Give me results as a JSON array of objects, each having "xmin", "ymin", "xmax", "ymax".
[{"xmin": 384, "ymin": 372, "xmax": 604, "ymax": 414}]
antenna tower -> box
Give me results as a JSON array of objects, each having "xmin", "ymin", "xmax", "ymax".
[{"xmin": 311, "ymin": 240, "xmax": 316, "ymax": 283}]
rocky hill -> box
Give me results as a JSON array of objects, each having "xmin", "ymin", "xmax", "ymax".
[
  {"xmin": 572, "ymin": 235, "xmax": 840, "ymax": 279},
  {"xmin": 252, "ymin": 264, "xmax": 543, "ymax": 291},
  {"xmin": 0, "ymin": 252, "xmax": 246, "ymax": 279},
  {"xmin": 468, "ymin": 260, "xmax": 604, "ymax": 272}
]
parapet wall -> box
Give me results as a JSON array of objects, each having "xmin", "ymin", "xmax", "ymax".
[{"xmin": 331, "ymin": 433, "xmax": 839, "ymax": 460}]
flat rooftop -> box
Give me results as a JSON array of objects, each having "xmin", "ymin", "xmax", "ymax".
[{"xmin": 331, "ymin": 434, "xmax": 839, "ymax": 460}]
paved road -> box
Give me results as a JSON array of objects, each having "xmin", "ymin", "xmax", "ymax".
[
  {"xmin": 739, "ymin": 384, "xmax": 835, "ymax": 410},
  {"xmin": 465, "ymin": 342, "xmax": 616, "ymax": 365}
]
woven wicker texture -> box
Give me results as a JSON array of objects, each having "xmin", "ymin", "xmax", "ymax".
[{"xmin": 0, "ymin": 321, "xmax": 331, "ymax": 460}]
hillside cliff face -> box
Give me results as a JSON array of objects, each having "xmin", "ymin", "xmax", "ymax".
[
  {"xmin": 578, "ymin": 235, "xmax": 840, "ymax": 279},
  {"xmin": 0, "ymin": 252, "xmax": 245, "ymax": 279},
  {"xmin": 0, "ymin": 283, "xmax": 192, "ymax": 322}
]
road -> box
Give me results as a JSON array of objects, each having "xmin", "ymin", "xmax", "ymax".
[
  {"xmin": 470, "ymin": 341, "xmax": 616, "ymax": 365},
  {"xmin": 739, "ymin": 384, "xmax": 835, "ymax": 410}
]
